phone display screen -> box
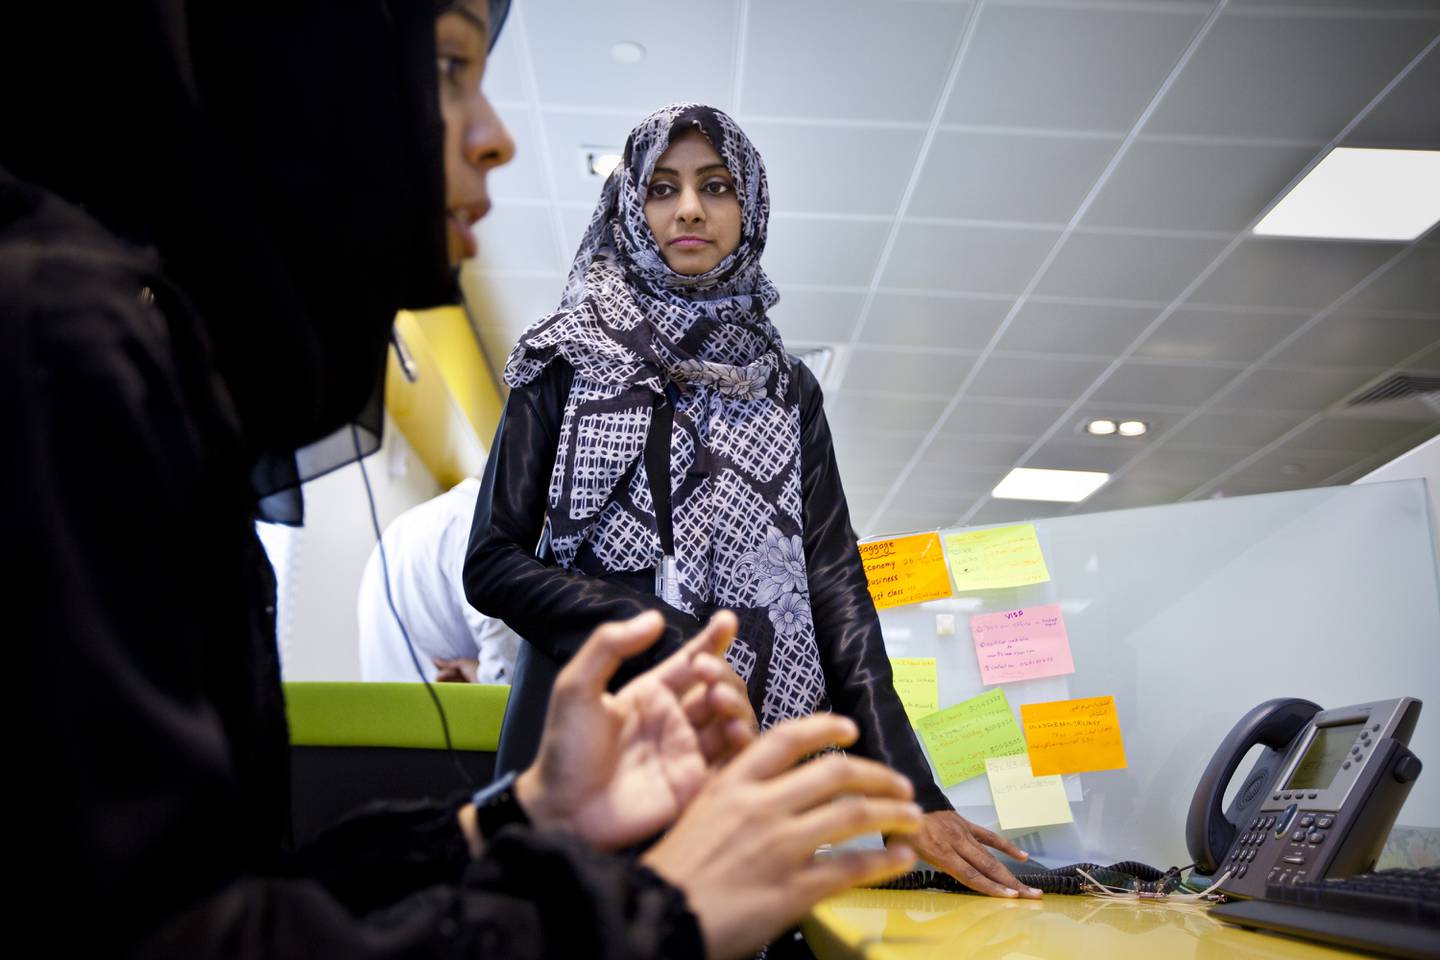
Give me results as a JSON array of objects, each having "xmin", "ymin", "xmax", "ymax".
[{"xmin": 1285, "ymin": 721, "xmax": 1363, "ymax": 790}]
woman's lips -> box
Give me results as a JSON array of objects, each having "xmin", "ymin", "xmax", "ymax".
[
  {"xmin": 447, "ymin": 208, "xmax": 483, "ymax": 260},
  {"xmin": 670, "ymin": 235, "xmax": 711, "ymax": 249}
]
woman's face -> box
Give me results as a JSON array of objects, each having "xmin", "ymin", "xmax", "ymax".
[
  {"xmin": 437, "ymin": 2, "xmax": 516, "ymax": 265},
  {"xmin": 643, "ymin": 128, "xmax": 742, "ymax": 276}
]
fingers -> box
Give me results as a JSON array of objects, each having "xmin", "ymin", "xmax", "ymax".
[
  {"xmin": 968, "ymin": 821, "xmax": 1030, "ymax": 863},
  {"xmin": 918, "ymin": 812, "xmax": 1039, "ymax": 899},
  {"xmin": 800, "ymin": 845, "xmax": 918, "ymax": 902},
  {"xmin": 554, "ymin": 611, "xmax": 665, "ymax": 700},
  {"xmin": 783, "ymin": 796, "xmax": 923, "ymax": 851},
  {"xmin": 727, "ymin": 714, "xmax": 860, "ymax": 782},
  {"xmin": 650, "ymin": 611, "xmax": 739, "ymax": 691},
  {"xmin": 762, "ymin": 753, "xmax": 914, "ymax": 815}
]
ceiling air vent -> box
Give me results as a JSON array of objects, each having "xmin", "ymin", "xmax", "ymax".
[{"xmin": 1345, "ymin": 374, "xmax": 1440, "ymax": 407}]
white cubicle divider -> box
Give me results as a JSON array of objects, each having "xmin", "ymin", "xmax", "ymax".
[{"xmin": 875, "ymin": 479, "xmax": 1440, "ymax": 869}]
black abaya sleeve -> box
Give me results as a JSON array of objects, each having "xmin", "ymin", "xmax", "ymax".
[{"xmin": 793, "ymin": 362, "xmax": 952, "ymax": 813}]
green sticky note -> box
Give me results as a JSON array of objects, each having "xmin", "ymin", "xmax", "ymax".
[
  {"xmin": 985, "ymin": 754, "xmax": 1074, "ymax": 832},
  {"xmin": 915, "ymin": 688, "xmax": 1027, "ymax": 787},
  {"xmin": 943, "ymin": 524, "xmax": 1051, "ymax": 592},
  {"xmin": 889, "ymin": 658, "xmax": 939, "ymax": 726}
]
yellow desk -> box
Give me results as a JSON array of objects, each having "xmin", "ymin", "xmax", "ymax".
[{"xmin": 803, "ymin": 889, "xmax": 1365, "ymax": 960}]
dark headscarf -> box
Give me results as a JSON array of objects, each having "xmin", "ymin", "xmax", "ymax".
[
  {"xmin": 2, "ymin": 0, "xmax": 509, "ymax": 520},
  {"xmin": 504, "ymin": 104, "xmax": 830, "ymax": 731}
]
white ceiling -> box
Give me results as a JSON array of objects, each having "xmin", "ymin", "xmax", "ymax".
[{"xmin": 461, "ymin": 0, "xmax": 1440, "ymax": 536}]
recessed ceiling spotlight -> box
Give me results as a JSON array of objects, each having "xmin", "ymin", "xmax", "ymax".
[
  {"xmin": 1085, "ymin": 419, "xmax": 1118, "ymax": 436},
  {"xmin": 582, "ymin": 148, "xmax": 624, "ymax": 178},
  {"xmin": 1253, "ymin": 147, "xmax": 1440, "ymax": 242},
  {"xmin": 1117, "ymin": 420, "xmax": 1148, "ymax": 437},
  {"xmin": 992, "ymin": 467, "xmax": 1109, "ymax": 503},
  {"xmin": 610, "ymin": 41, "xmax": 646, "ymax": 64}
]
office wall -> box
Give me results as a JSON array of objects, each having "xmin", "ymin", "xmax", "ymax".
[
  {"xmin": 272, "ymin": 415, "xmax": 442, "ymax": 681},
  {"xmin": 1356, "ymin": 433, "xmax": 1440, "ymax": 544}
]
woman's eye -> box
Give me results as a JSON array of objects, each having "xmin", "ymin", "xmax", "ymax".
[
  {"xmin": 704, "ymin": 180, "xmax": 733, "ymax": 195},
  {"xmin": 437, "ymin": 55, "xmax": 468, "ymax": 83},
  {"xmin": 649, "ymin": 183, "xmax": 677, "ymax": 198}
]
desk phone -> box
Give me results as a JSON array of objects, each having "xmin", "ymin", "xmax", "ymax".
[{"xmin": 1186, "ymin": 696, "xmax": 1423, "ymax": 900}]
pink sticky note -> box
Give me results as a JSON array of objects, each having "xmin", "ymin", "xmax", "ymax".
[{"xmin": 970, "ymin": 604, "xmax": 1076, "ymax": 685}]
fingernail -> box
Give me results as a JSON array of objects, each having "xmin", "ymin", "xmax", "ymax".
[
  {"xmin": 1004, "ymin": 888, "xmax": 1019, "ymax": 897},
  {"xmin": 1027, "ymin": 887, "xmax": 1043, "ymax": 897}
]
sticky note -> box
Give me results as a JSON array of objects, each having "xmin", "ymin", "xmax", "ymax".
[
  {"xmin": 970, "ymin": 604, "xmax": 1076, "ymax": 685},
  {"xmin": 860, "ymin": 532, "xmax": 954, "ymax": 610},
  {"xmin": 916, "ymin": 688, "xmax": 1027, "ymax": 787},
  {"xmin": 889, "ymin": 658, "xmax": 939, "ymax": 726},
  {"xmin": 943, "ymin": 524, "xmax": 1051, "ymax": 592},
  {"xmin": 985, "ymin": 754, "xmax": 1074, "ymax": 831},
  {"xmin": 1021, "ymin": 695, "xmax": 1127, "ymax": 776}
]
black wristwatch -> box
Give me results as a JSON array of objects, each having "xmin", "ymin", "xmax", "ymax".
[{"xmin": 471, "ymin": 770, "xmax": 532, "ymax": 840}]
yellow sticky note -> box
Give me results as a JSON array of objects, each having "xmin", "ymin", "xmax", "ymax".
[
  {"xmin": 1021, "ymin": 695, "xmax": 1128, "ymax": 776},
  {"xmin": 860, "ymin": 532, "xmax": 954, "ymax": 610},
  {"xmin": 889, "ymin": 658, "xmax": 939, "ymax": 726},
  {"xmin": 942, "ymin": 524, "xmax": 1051, "ymax": 592},
  {"xmin": 916, "ymin": 688, "xmax": 1027, "ymax": 787},
  {"xmin": 984, "ymin": 754, "xmax": 1074, "ymax": 831}
]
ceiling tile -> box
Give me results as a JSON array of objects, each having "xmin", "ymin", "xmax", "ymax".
[
  {"xmin": 1136, "ymin": 308, "xmax": 1308, "ymax": 363},
  {"xmin": 488, "ymin": 105, "xmax": 548, "ymax": 202},
  {"xmin": 1165, "ymin": 410, "xmax": 1307, "ymax": 448},
  {"xmin": 837, "ymin": 457, "xmax": 914, "ymax": 492},
  {"xmin": 767, "ymin": 216, "xmax": 891, "ymax": 287},
  {"xmin": 1143, "ymin": 12, "xmax": 1434, "ymax": 140},
  {"xmin": 870, "ymin": 506, "xmax": 954, "ymax": 537},
  {"xmin": 483, "ymin": 18, "xmax": 529, "ymax": 104},
  {"xmin": 1286, "ymin": 414, "xmax": 1438, "ymax": 454},
  {"xmin": 939, "ymin": 398, "xmax": 1072, "ymax": 438},
  {"xmin": 1272, "ymin": 314, "xmax": 1440, "ymax": 368},
  {"xmin": 1230, "ymin": 0, "xmax": 1440, "ymax": 10},
  {"xmin": 839, "ymin": 347, "xmax": 978, "ymax": 393},
  {"xmin": 881, "ymin": 223, "xmax": 1061, "ymax": 294},
  {"xmin": 999, "ymin": 301, "xmax": 1160, "ymax": 356},
  {"xmin": 538, "ymin": 111, "xmax": 639, "ymax": 206},
  {"xmin": 858, "ymin": 293, "xmax": 1011, "ymax": 351},
  {"xmin": 769, "ymin": 288, "xmax": 866, "ymax": 347},
  {"xmin": 825, "ymin": 390, "xmax": 950, "ymax": 433},
  {"xmin": 967, "ymin": 499, "xmax": 1074, "ymax": 526},
  {"xmin": 897, "ymin": 467, "xmax": 999, "ymax": 501},
  {"xmin": 915, "ymin": 435, "xmax": 1036, "ymax": 469},
  {"xmin": 831, "ymin": 428, "xmax": 927, "ymax": 465},
  {"xmin": 1083, "ymin": 139, "xmax": 1317, "ymax": 232},
  {"xmin": 1078, "ymin": 476, "xmax": 1189, "ymax": 513},
  {"xmin": 1342, "ymin": 246, "xmax": 1440, "ymax": 315},
  {"xmin": 1414, "ymin": 342, "xmax": 1440, "ymax": 371},
  {"xmin": 741, "ymin": 120, "xmax": 924, "ymax": 217},
  {"xmin": 943, "ymin": 3, "xmax": 1207, "ymax": 132},
  {"xmin": 1028, "ymin": 438, "xmax": 1140, "ymax": 474},
  {"xmin": 1344, "ymin": 44, "xmax": 1440, "ymax": 149},
  {"xmin": 471, "ymin": 203, "xmax": 566, "ymax": 273},
  {"xmin": 1187, "ymin": 238, "xmax": 1396, "ymax": 310},
  {"xmin": 966, "ymin": 354, "xmax": 1112, "ymax": 402},
  {"xmin": 1092, "ymin": 360, "xmax": 1239, "ymax": 407},
  {"xmin": 1036, "ymin": 232, "xmax": 1229, "ymax": 301},
  {"xmin": 1219, "ymin": 444, "xmax": 1363, "ymax": 490},
  {"xmin": 522, "ymin": 0, "xmax": 735, "ymax": 112},
  {"xmin": 1214, "ymin": 364, "xmax": 1383, "ymax": 411},
  {"xmin": 1123, "ymin": 446, "xmax": 1248, "ymax": 493},
  {"xmin": 743, "ymin": 0, "xmax": 970, "ymax": 121},
  {"xmin": 910, "ymin": 131, "xmax": 1119, "ymax": 223}
]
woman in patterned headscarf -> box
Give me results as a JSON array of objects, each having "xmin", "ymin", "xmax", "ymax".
[{"xmin": 466, "ymin": 103, "xmax": 1041, "ymax": 899}]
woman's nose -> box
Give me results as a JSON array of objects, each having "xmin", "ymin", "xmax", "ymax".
[
  {"xmin": 464, "ymin": 93, "xmax": 516, "ymax": 172},
  {"xmin": 676, "ymin": 185, "xmax": 705, "ymax": 222}
]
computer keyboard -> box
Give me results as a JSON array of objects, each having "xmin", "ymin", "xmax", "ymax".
[{"xmin": 1210, "ymin": 867, "xmax": 1439, "ymax": 960}]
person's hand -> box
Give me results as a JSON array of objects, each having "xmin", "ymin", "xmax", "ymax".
[
  {"xmin": 514, "ymin": 610, "xmax": 754, "ymax": 851},
  {"xmin": 888, "ymin": 810, "xmax": 1042, "ymax": 898},
  {"xmin": 432, "ymin": 656, "xmax": 479, "ymax": 683},
  {"xmin": 643, "ymin": 714, "xmax": 922, "ymax": 960},
  {"xmin": 716, "ymin": 660, "xmax": 758, "ymax": 735}
]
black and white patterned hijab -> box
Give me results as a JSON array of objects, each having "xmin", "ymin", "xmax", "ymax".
[{"xmin": 503, "ymin": 103, "xmax": 828, "ymax": 729}]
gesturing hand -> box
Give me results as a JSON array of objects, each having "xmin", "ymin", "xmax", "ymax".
[
  {"xmin": 643, "ymin": 713, "xmax": 923, "ymax": 960},
  {"xmin": 890, "ymin": 810, "xmax": 1043, "ymax": 898},
  {"xmin": 515, "ymin": 610, "xmax": 754, "ymax": 852}
]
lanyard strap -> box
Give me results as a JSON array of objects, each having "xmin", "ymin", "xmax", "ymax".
[{"xmin": 645, "ymin": 383, "xmax": 677, "ymax": 557}]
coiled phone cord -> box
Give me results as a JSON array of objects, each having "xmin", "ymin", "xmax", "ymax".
[{"xmin": 871, "ymin": 861, "xmax": 1178, "ymax": 896}]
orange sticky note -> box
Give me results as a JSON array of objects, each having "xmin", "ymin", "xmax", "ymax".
[
  {"xmin": 859, "ymin": 532, "xmax": 954, "ymax": 611},
  {"xmin": 1020, "ymin": 695, "xmax": 1127, "ymax": 776}
]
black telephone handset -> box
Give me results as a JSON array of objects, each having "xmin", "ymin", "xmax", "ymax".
[{"xmin": 1185, "ymin": 696, "xmax": 1423, "ymax": 899}]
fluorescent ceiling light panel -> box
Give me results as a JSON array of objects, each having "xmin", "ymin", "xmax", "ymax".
[
  {"xmin": 992, "ymin": 467, "xmax": 1109, "ymax": 503},
  {"xmin": 1253, "ymin": 148, "xmax": 1440, "ymax": 241}
]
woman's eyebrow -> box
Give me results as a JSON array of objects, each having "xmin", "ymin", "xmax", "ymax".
[{"xmin": 444, "ymin": 4, "xmax": 490, "ymax": 44}]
